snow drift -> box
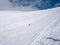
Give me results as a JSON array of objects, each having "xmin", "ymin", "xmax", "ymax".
[{"xmin": 0, "ymin": 7, "xmax": 60, "ymax": 45}]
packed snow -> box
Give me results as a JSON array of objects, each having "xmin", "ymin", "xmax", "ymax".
[{"xmin": 0, "ymin": 7, "xmax": 60, "ymax": 45}]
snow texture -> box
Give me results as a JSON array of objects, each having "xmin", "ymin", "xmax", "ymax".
[{"xmin": 0, "ymin": 7, "xmax": 60, "ymax": 45}]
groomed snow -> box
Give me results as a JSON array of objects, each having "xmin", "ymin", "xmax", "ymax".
[{"xmin": 0, "ymin": 7, "xmax": 60, "ymax": 45}]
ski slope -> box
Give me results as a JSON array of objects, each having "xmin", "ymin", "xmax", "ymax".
[{"xmin": 0, "ymin": 7, "xmax": 60, "ymax": 45}]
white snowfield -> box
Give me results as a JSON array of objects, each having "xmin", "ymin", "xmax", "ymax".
[{"xmin": 0, "ymin": 7, "xmax": 60, "ymax": 45}]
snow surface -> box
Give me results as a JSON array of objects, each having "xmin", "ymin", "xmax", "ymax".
[{"xmin": 0, "ymin": 7, "xmax": 60, "ymax": 45}]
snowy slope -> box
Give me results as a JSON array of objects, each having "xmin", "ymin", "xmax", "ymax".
[{"xmin": 0, "ymin": 7, "xmax": 60, "ymax": 45}]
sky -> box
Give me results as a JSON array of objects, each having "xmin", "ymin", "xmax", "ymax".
[{"xmin": 0, "ymin": 0, "xmax": 60, "ymax": 11}]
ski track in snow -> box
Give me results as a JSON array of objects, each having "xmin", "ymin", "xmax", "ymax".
[{"xmin": 0, "ymin": 7, "xmax": 60, "ymax": 45}]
